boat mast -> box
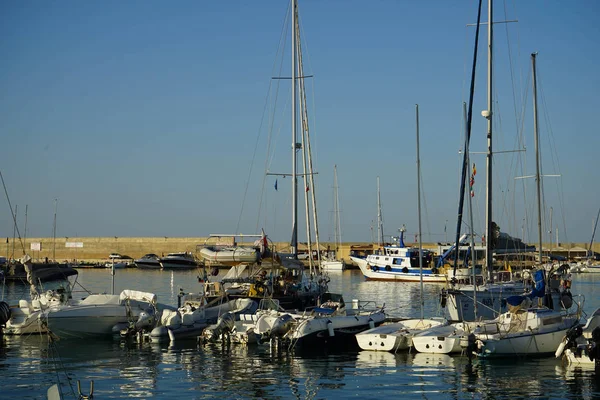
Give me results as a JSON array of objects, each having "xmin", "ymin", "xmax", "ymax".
[
  {"xmin": 333, "ymin": 165, "xmax": 342, "ymax": 256},
  {"xmin": 53, "ymin": 198, "xmax": 58, "ymax": 261},
  {"xmin": 531, "ymin": 52, "xmax": 544, "ymax": 264},
  {"xmin": 290, "ymin": 0, "xmax": 298, "ymax": 258},
  {"xmin": 377, "ymin": 176, "xmax": 383, "ymax": 248},
  {"xmin": 465, "ymin": 102, "xmax": 478, "ymax": 318},
  {"xmin": 415, "ymin": 104, "xmax": 424, "ymax": 320},
  {"xmin": 484, "ymin": 0, "xmax": 494, "ymax": 278},
  {"xmin": 588, "ymin": 207, "xmax": 600, "ymax": 259}
]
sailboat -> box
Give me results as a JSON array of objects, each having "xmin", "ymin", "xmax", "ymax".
[
  {"xmin": 356, "ymin": 105, "xmax": 448, "ymax": 352},
  {"xmin": 321, "ymin": 165, "xmax": 345, "ymax": 271},
  {"xmin": 204, "ymin": 0, "xmax": 328, "ymax": 312},
  {"xmin": 441, "ymin": 0, "xmax": 574, "ymax": 323}
]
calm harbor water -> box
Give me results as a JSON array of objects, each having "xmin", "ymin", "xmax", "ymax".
[{"xmin": 1, "ymin": 268, "xmax": 599, "ymax": 399}]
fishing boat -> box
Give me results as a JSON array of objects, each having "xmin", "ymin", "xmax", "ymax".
[{"xmin": 351, "ymin": 228, "xmax": 445, "ymax": 283}]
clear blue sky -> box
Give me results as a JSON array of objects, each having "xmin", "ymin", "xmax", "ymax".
[{"xmin": 1, "ymin": 0, "xmax": 599, "ymax": 247}]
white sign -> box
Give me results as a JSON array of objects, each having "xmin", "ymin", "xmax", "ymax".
[
  {"xmin": 31, "ymin": 242, "xmax": 42, "ymax": 251},
  {"xmin": 65, "ymin": 242, "xmax": 84, "ymax": 248}
]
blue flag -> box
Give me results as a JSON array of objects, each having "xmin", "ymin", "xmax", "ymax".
[{"xmin": 274, "ymin": 179, "xmax": 278, "ymax": 191}]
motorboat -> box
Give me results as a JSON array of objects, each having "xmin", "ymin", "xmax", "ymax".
[
  {"xmin": 356, "ymin": 317, "xmax": 448, "ymax": 352},
  {"xmin": 104, "ymin": 254, "xmax": 130, "ymax": 269},
  {"xmin": 556, "ymin": 307, "xmax": 600, "ymax": 366},
  {"xmin": 159, "ymin": 252, "xmax": 198, "ymax": 270},
  {"xmin": 134, "ymin": 254, "xmax": 161, "ymax": 270},
  {"xmin": 41, "ymin": 289, "xmax": 166, "ymax": 339},
  {"xmin": 203, "ymin": 294, "xmax": 386, "ymax": 352},
  {"xmin": 2, "ymin": 282, "xmax": 76, "ymax": 335},
  {"xmin": 411, "ymin": 322, "xmax": 473, "ymax": 354},
  {"xmin": 148, "ymin": 285, "xmax": 257, "ymax": 343}
]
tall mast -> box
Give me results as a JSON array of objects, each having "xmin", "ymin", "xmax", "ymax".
[
  {"xmin": 53, "ymin": 198, "xmax": 58, "ymax": 261},
  {"xmin": 415, "ymin": 104, "xmax": 424, "ymax": 320},
  {"xmin": 333, "ymin": 165, "xmax": 342, "ymax": 253},
  {"xmin": 531, "ymin": 52, "xmax": 543, "ymax": 264},
  {"xmin": 484, "ymin": 0, "xmax": 494, "ymax": 276},
  {"xmin": 377, "ymin": 176, "xmax": 383, "ymax": 247},
  {"xmin": 290, "ymin": 0, "xmax": 298, "ymax": 257}
]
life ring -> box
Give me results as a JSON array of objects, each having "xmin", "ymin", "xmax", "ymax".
[
  {"xmin": 385, "ymin": 265, "xmax": 392, "ymax": 272},
  {"xmin": 402, "ymin": 267, "xmax": 409, "ymax": 274},
  {"xmin": 367, "ymin": 264, "xmax": 372, "ymax": 270}
]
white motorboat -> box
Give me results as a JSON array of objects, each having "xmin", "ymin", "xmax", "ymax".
[
  {"xmin": 356, "ymin": 318, "xmax": 448, "ymax": 352},
  {"xmin": 2, "ymin": 271, "xmax": 80, "ymax": 335},
  {"xmin": 104, "ymin": 254, "xmax": 130, "ymax": 269},
  {"xmin": 556, "ymin": 307, "xmax": 600, "ymax": 366},
  {"xmin": 411, "ymin": 322, "xmax": 473, "ymax": 354},
  {"xmin": 159, "ymin": 252, "xmax": 198, "ymax": 270},
  {"xmin": 41, "ymin": 289, "xmax": 162, "ymax": 339},
  {"xmin": 134, "ymin": 253, "xmax": 161, "ymax": 269}
]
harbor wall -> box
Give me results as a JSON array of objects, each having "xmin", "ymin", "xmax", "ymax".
[{"xmin": 2, "ymin": 237, "xmax": 598, "ymax": 264}]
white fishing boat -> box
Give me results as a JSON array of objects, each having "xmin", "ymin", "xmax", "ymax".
[
  {"xmin": 134, "ymin": 253, "xmax": 161, "ymax": 269},
  {"xmin": 351, "ymin": 229, "xmax": 445, "ymax": 283},
  {"xmin": 159, "ymin": 252, "xmax": 198, "ymax": 270},
  {"xmin": 41, "ymin": 289, "xmax": 163, "ymax": 339}
]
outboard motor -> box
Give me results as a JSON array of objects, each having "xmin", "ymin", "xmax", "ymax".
[
  {"xmin": 135, "ymin": 308, "xmax": 157, "ymax": 332},
  {"xmin": 588, "ymin": 326, "xmax": 600, "ymax": 368},
  {"xmin": 270, "ymin": 314, "xmax": 294, "ymax": 338},
  {"xmin": 0, "ymin": 301, "xmax": 11, "ymax": 327},
  {"xmin": 202, "ymin": 312, "xmax": 235, "ymax": 342},
  {"xmin": 555, "ymin": 324, "xmax": 583, "ymax": 358}
]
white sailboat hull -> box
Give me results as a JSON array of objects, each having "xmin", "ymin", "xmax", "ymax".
[
  {"xmin": 321, "ymin": 259, "xmax": 345, "ymax": 271},
  {"xmin": 478, "ymin": 328, "xmax": 570, "ymax": 357}
]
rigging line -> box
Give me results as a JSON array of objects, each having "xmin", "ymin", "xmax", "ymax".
[
  {"xmin": 502, "ymin": 0, "xmax": 523, "ymax": 147},
  {"xmin": 453, "ymin": 0, "xmax": 483, "ymax": 276},
  {"xmin": 252, "ymin": 5, "xmax": 291, "ymax": 232},
  {"xmin": 0, "ymin": 169, "xmax": 25, "ymax": 256}
]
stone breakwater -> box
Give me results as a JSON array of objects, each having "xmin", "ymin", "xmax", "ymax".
[{"xmin": 3, "ymin": 236, "xmax": 596, "ymax": 265}]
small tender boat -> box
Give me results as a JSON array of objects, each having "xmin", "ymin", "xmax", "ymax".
[
  {"xmin": 134, "ymin": 254, "xmax": 161, "ymax": 269},
  {"xmin": 159, "ymin": 252, "xmax": 198, "ymax": 270},
  {"xmin": 411, "ymin": 322, "xmax": 473, "ymax": 354},
  {"xmin": 199, "ymin": 233, "xmax": 268, "ymax": 266},
  {"xmin": 356, "ymin": 318, "xmax": 448, "ymax": 352}
]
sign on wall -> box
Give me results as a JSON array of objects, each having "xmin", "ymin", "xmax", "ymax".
[
  {"xmin": 65, "ymin": 242, "xmax": 84, "ymax": 248},
  {"xmin": 30, "ymin": 242, "xmax": 42, "ymax": 251}
]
